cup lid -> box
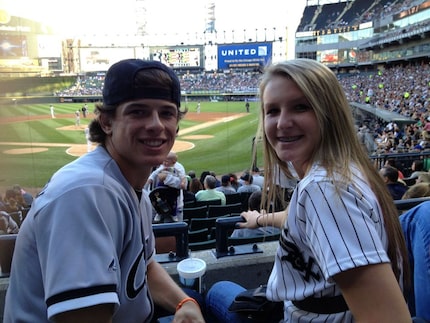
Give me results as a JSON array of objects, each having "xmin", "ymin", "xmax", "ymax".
[{"xmin": 177, "ymin": 258, "xmax": 206, "ymax": 279}]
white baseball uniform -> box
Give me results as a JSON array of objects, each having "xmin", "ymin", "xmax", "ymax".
[
  {"xmin": 267, "ymin": 163, "xmax": 397, "ymax": 322},
  {"xmin": 4, "ymin": 146, "xmax": 155, "ymax": 323}
]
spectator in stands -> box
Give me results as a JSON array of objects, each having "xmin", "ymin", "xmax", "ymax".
[
  {"xmin": 12, "ymin": 184, "xmax": 33, "ymax": 207},
  {"xmin": 146, "ymin": 151, "xmax": 187, "ymax": 222},
  {"xmin": 3, "ymin": 189, "xmax": 24, "ymax": 213},
  {"xmin": 416, "ymin": 172, "xmax": 430, "ymax": 184},
  {"xmin": 403, "ymin": 160, "xmax": 427, "ymax": 186},
  {"xmin": 385, "ymin": 157, "xmax": 405, "ymax": 179},
  {"xmin": 208, "ymin": 171, "xmax": 220, "ymax": 187},
  {"xmin": 230, "ymin": 190, "xmax": 280, "ymax": 239},
  {"xmin": 199, "ymin": 170, "xmax": 210, "ymax": 186},
  {"xmin": 251, "ymin": 166, "xmax": 264, "ymax": 189},
  {"xmin": 195, "ymin": 175, "xmax": 226, "ymax": 205},
  {"xmin": 189, "ymin": 177, "xmax": 203, "ymax": 194},
  {"xmin": 380, "ymin": 165, "xmax": 409, "ymax": 200},
  {"xmin": 4, "ymin": 59, "xmax": 204, "ymax": 323},
  {"xmin": 216, "ymin": 174, "xmax": 237, "ymax": 195},
  {"xmin": 0, "ymin": 211, "xmax": 19, "ymax": 234},
  {"xmin": 402, "ymin": 182, "xmax": 430, "ymax": 199},
  {"xmin": 229, "ymin": 173, "xmax": 241, "ymax": 191},
  {"xmin": 237, "ymin": 171, "xmax": 261, "ymax": 194},
  {"xmin": 206, "ymin": 59, "xmax": 410, "ymax": 322}
]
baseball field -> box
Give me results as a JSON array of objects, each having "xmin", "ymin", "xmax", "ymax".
[{"xmin": 0, "ymin": 100, "xmax": 263, "ymax": 194}]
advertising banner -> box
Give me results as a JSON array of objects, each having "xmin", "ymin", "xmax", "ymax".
[{"xmin": 217, "ymin": 42, "xmax": 272, "ymax": 69}]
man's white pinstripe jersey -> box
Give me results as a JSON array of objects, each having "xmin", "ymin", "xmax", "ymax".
[
  {"xmin": 266, "ymin": 163, "xmax": 399, "ymax": 322},
  {"xmin": 4, "ymin": 146, "xmax": 155, "ymax": 323}
]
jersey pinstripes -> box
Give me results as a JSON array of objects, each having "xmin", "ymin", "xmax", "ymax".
[{"xmin": 267, "ymin": 164, "xmax": 394, "ymax": 322}]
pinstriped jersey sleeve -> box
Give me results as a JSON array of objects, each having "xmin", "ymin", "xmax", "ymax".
[{"xmin": 298, "ymin": 179, "xmax": 389, "ymax": 280}]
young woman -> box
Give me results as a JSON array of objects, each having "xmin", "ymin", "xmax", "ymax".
[{"xmin": 206, "ymin": 59, "xmax": 411, "ymax": 322}]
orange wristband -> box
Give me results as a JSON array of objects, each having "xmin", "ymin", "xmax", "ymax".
[{"xmin": 176, "ymin": 297, "xmax": 199, "ymax": 312}]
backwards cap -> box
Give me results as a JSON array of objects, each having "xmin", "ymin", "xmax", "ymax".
[{"xmin": 102, "ymin": 59, "xmax": 181, "ymax": 107}]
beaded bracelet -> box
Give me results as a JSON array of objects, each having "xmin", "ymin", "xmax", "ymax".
[
  {"xmin": 176, "ymin": 297, "xmax": 199, "ymax": 312},
  {"xmin": 256, "ymin": 214, "xmax": 263, "ymax": 227}
]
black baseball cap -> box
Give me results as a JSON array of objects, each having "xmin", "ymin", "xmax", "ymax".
[{"xmin": 102, "ymin": 59, "xmax": 181, "ymax": 107}]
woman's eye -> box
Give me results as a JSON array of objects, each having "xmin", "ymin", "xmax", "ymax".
[
  {"xmin": 265, "ymin": 106, "xmax": 279, "ymax": 115},
  {"xmin": 295, "ymin": 104, "xmax": 311, "ymax": 112}
]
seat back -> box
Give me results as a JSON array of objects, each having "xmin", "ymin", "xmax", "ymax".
[
  {"xmin": 188, "ymin": 227, "xmax": 210, "ymax": 243},
  {"xmin": 239, "ymin": 192, "xmax": 253, "ymax": 211},
  {"xmin": 0, "ymin": 234, "xmax": 17, "ymax": 277},
  {"xmin": 183, "ymin": 205, "xmax": 208, "ymax": 222},
  {"xmin": 395, "ymin": 197, "xmax": 430, "ymax": 214},
  {"xmin": 225, "ymin": 193, "xmax": 241, "ymax": 205},
  {"xmin": 189, "ymin": 215, "xmax": 230, "ymax": 232},
  {"xmin": 207, "ymin": 203, "xmax": 242, "ymax": 218},
  {"xmin": 194, "ymin": 199, "xmax": 221, "ymax": 208}
]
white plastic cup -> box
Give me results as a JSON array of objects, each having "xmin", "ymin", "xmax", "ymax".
[{"xmin": 176, "ymin": 258, "xmax": 207, "ymax": 293}]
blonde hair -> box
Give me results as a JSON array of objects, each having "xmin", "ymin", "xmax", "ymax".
[
  {"xmin": 402, "ymin": 182, "xmax": 430, "ymax": 199},
  {"xmin": 257, "ymin": 59, "xmax": 409, "ymax": 288}
]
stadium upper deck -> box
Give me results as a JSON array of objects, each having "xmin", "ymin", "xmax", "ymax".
[{"xmin": 0, "ymin": 0, "xmax": 428, "ymax": 78}]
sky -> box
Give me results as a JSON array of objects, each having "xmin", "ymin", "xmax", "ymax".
[{"xmin": 1, "ymin": 0, "xmax": 306, "ymax": 38}]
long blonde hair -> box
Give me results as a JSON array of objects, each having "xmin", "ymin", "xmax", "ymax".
[{"xmin": 258, "ymin": 59, "xmax": 409, "ymax": 289}]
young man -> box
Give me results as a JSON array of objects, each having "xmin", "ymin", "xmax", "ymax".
[{"xmin": 4, "ymin": 59, "xmax": 204, "ymax": 323}]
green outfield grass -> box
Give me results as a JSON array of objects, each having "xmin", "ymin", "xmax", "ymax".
[{"xmin": 0, "ymin": 100, "xmax": 263, "ymax": 191}]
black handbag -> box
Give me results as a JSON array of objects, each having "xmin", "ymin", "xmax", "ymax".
[{"xmin": 228, "ymin": 285, "xmax": 283, "ymax": 322}]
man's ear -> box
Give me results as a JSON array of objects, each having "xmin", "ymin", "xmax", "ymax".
[{"xmin": 100, "ymin": 114, "xmax": 113, "ymax": 135}]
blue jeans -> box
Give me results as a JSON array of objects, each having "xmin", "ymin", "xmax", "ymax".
[{"xmin": 205, "ymin": 281, "xmax": 256, "ymax": 323}]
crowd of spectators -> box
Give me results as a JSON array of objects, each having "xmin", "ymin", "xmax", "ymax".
[
  {"xmin": 0, "ymin": 185, "xmax": 33, "ymax": 234},
  {"xmin": 55, "ymin": 61, "xmax": 430, "ymax": 155},
  {"xmin": 298, "ymin": 0, "xmax": 421, "ymax": 32}
]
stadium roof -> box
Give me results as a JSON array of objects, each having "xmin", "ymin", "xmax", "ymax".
[
  {"xmin": 306, "ymin": 0, "xmax": 348, "ymax": 5},
  {"xmin": 350, "ymin": 102, "xmax": 415, "ymax": 126}
]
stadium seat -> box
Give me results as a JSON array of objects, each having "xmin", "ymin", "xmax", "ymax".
[
  {"xmin": 183, "ymin": 205, "xmax": 208, "ymax": 222},
  {"xmin": 239, "ymin": 192, "xmax": 253, "ymax": 211},
  {"xmin": 0, "ymin": 234, "xmax": 17, "ymax": 277},
  {"xmin": 194, "ymin": 199, "xmax": 221, "ymax": 208},
  {"xmin": 225, "ymin": 193, "xmax": 241, "ymax": 205},
  {"xmin": 189, "ymin": 239, "xmax": 216, "ymax": 251},
  {"xmin": 188, "ymin": 227, "xmax": 211, "ymax": 243},
  {"xmin": 207, "ymin": 203, "xmax": 242, "ymax": 218}
]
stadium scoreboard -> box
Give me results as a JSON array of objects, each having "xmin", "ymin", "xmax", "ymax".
[{"xmin": 150, "ymin": 46, "xmax": 203, "ymax": 69}]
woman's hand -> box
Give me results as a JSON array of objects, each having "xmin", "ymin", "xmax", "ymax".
[
  {"xmin": 237, "ymin": 209, "xmax": 288, "ymax": 229},
  {"xmin": 237, "ymin": 210, "xmax": 263, "ymax": 229}
]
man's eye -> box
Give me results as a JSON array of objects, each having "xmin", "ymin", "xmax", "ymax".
[
  {"xmin": 130, "ymin": 110, "xmax": 145, "ymax": 116},
  {"xmin": 161, "ymin": 110, "xmax": 177, "ymax": 118}
]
